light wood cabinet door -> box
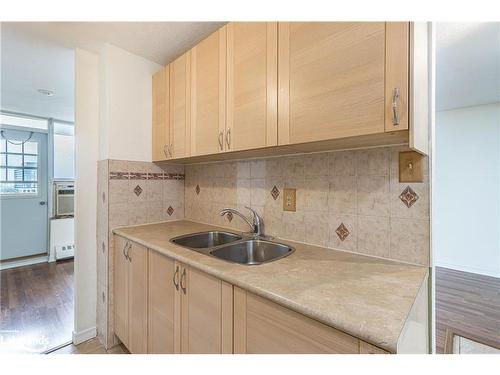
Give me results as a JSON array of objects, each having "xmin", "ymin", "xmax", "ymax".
[
  {"xmin": 152, "ymin": 65, "xmax": 170, "ymax": 161},
  {"xmin": 127, "ymin": 242, "xmax": 148, "ymax": 354},
  {"xmin": 359, "ymin": 340, "xmax": 390, "ymax": 354},
  {"xmin": 226, "ymin": 22, "xmax": 278, "ymax": 151},
  {"xmin": 148, "ymin": 250, "xmax": 179, "ymax": 354},
  {"xmin": 113, "ymin": 236, "xmax": 129, "ymax": 347},
  {"xmin": 278, "ymin": 22, "xmax": 386, "ymax": 145},
  {"xmin": 170, "ymin": 52, "xmax": 191, "ymax": 158},
  {"xmin": 234, "ymin": 287, "xmax": 359, "ymax": 353},
  {"xmin": 190, "ymin": 28, "xmax": 226, "ymax": 156},
  {"xmin": 385, "ymin": 22, "xmax": 410, "ymax": 132},
  {"xmin": 180, "ymin": 265, "xmax": 233, "ymax": 354}
]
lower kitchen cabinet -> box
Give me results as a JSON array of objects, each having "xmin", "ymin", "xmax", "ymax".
[
  {"xmin": 180, "ymin": 265, "xmax": 233, "ymax": 353},
  {"xmin": 128, "ymin": 242, "xmax": 148, "ymax": 354},
  {"xmin": 359, "ymin": 341, "xmax": 390, "ymax": 354},
  {"xmin": 115, "ymin": 237, "xmax": 390, "ymax": 354},
  {"xmin": 113, "ymin": 235, "xmax": 129, "ymax": 347},
  {"xmin": 147, "ymin": 250, "xmax": 177, "ymax": 354},
  {"xmin": 115, "ymin": 237, "xmax": 233, "ymax": 354},
  {"xmin": 113, "ymin": 236, "xmax": 148, "ymax": 354},
  {"xmin": 234, "ymin": 287, "xmax": 360, "ymax": 354}
]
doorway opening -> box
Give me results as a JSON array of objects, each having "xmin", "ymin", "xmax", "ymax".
[
  {"xmin": 434, "ymin": 22, "xmax": 500, "ymax": 354},
  {"xmin": 0, "ymin": 24, "xmax": 75, "ymax": 353}
]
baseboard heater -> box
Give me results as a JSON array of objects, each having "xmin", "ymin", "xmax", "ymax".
[{"xmin": 55, "ymin": 244, "xmax": 74, "ymax": 260}]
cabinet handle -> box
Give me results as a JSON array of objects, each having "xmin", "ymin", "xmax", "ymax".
[
  {"xmin": 163, "ymin": 145, "xmax": 169, "ymax": 159},
  {"xmin": 225, "ymin": 128, "xmax": 231, "ymax": 150},
  {"xmin": 218, "ymin": 131, "xmax": 224, "ymax": 151},
  {"xmin": 168, "ymin": 144, "xmax": 173, "ymax": 157},
  {"xmin": 122, "ymin": 241, "xmax": 129, "ymax": 260},
  {"xmin": 126, "ymin": 242, "xmax": 132, "ymax": 262},
  {"xmin": 180, "ymin": 268, "xmax": 187, "ymax": 294},
  {"xmin": 391, "ymin": 87, "xmax": 401, "ymax": 125},
  {"xmin": 172, "ymin": 266, "xmax": 180, "ymax": 290}
]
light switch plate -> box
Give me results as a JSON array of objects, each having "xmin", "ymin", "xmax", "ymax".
[
  {"xmin": 283, "ymin": 188, "xmax": 296, "ymax": 212},
  {"xmin": 399, "ymin": 151, "xmax": 424, "ymax": 183}
]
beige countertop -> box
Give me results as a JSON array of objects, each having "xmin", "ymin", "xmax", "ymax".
[{"xmin": 113, "ymin": 220, "xmax": 428, "ymax": 353}]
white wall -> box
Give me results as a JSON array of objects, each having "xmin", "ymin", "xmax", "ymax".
[
  {"xmin": 99, "ymin": 44, "xmax": 162, "ymax": 162},
  {"xmin": 73, "ymin": 48, "xmax": 99, "ymax": 344},
  {"xmin": 435, "ymin": 103, "xmax": 500, "ymax": 277},
  {"xmin": 53, "ymin": 134, "xmax": 75, "ymax": 178},
  {"xmin": 73, "ymin": 44, "xmax": 162, "ymax": 344}
]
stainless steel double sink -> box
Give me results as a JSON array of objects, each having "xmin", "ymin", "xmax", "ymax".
[{"xmin": 170, "ymin": 231, "xmax": 294, "ymax": 265}]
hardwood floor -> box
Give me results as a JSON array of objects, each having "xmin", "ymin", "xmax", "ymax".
[
  {"xmin": 49, "ymin": 338, "xmax": 128, "ymax": 354},
  {"xmin": 435, "ymin": 266, "xmax": 500, "ymax": 354},
  {"xmin": 0, "ymin": 259, "xmax": 74, "ymax": 354}
]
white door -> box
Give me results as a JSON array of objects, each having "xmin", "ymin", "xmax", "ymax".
[{"xmin": 0, "ymin": 129, "xmax": 48, "ymax": 260}]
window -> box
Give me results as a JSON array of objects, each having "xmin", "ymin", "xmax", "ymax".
[
  {"xmin": 0, "ymin": 114, "xmax": 48, "ymax": 130},
  {"xmin": 0, "ymin": 138, "xmax": 39, "ymax": 195}
]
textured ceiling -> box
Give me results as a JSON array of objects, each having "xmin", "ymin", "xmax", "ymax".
[
  {"xmin": 3, "ymin": 22, "xmax": 225, "ymax": 65},
  {"xmin": 1, "ymin": 22, "xmax": 225, "ymax": 121}
]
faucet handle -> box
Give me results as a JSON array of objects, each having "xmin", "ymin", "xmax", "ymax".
[{"xmin": 244, "ymin": 206, "xmax": 260, "ymax": 223}]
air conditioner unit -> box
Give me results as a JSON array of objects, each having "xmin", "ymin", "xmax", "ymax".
[{"xmin": 53, "ymin": 181, "xmax": 74, "ymax": 218}]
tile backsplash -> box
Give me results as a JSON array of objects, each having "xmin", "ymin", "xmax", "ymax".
[
  {"xmin": 185, "ymin": 145, "xmax": 430, "ymax": 266},
  {"xmin": 96, "ymin": 159, "xmax": 185, "ymax": 348},
  {"xmin": 98, "ymin": 145, "xmax": 430, "ymax": 349}
]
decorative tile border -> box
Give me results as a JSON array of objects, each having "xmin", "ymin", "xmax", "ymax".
[
  {"xmin": 109, "ymin": 171, "xmax": 130, "ymax": 180},
  {"xmin": 130, "ymin": 172, "xmax": 148, "ymax": 180},
  {"xmin": 109, "ymin": 171, "xmax": 185, "ymax": 181}
]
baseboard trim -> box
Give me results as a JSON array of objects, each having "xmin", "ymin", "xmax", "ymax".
[
  {"xmin": 72, "ymin": 327, "xmax": 97, "ymax": 345},
  {"xmin": 43, "ymin": 340, "xmax": 73, "ymax": 354},
  {"xmin": 0, "ymin": 254, "xmax": 48, "ymax": 270}
]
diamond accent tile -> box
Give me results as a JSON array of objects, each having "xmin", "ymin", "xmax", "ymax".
[
  {"xmin": 399, "ymin": 186, "xmax": 419, "ymax": 208},
  {"xmin": 226, "ymin": 212, "xmax": 233, "ymax": 222},
  {"xmin": 195, "ymin": 184, "xmax": 200, "ymax": 195},
  {"xmin": 270, "ymin": 185, "xmax": 280, "ymax": 200},
  {"xmin": 133, "ymin": 185, "xmax": 143, "ymax": 196},
  {"xmin": 167, "ymin": 206, "xmax": 174, "ymax": 216},
  {"xmin": 335, "ymin": 223, "xmax": 350, "ymax": 241}
]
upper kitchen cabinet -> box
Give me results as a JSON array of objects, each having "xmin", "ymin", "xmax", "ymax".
[
  {"xmin": 277, "ymin": 22, "xmax": 409, "ymax": 145},
  {"xmin": 226, "ymin": 22, "xmax": 278, "ymax": 151},
  {"xmin": 190, "ymin": 27, "xmax": 226, "ymax": 157},
  {"xmin": 170, "ymin": 52, "xmax": 191, "ymax": 158},
  {"xmin": 152, "ymin": 66, "xmax": 170, "ymax": 161},
  {"xmin": 151, "ymin": 22, "xmax": 428, "ymax": 162},
  {"xmin": 385, "ymin": 22, "xmax": 410, "ymax": 132}
]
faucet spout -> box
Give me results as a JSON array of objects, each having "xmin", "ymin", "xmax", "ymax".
[{"xmin": 219, "ymin": 206, "xmax": 264, "ymax": 237}]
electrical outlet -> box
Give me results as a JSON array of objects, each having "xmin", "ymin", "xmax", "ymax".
[
  {"xmin": 399, "ymin": 151, "xmax": 424, "ymax": 183},
  {"xmin": 283, "ymin": 188, "xmax": 296, "ymax": 212}
]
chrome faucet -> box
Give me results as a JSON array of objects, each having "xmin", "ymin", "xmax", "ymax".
[{"xmin": 220, "ymin": 206, "xmax": 264, "ymax": 237}]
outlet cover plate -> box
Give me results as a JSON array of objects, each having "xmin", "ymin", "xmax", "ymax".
[
  {"xmin": 399, "ymin": 151, "xmax": 424, "ymax": 183},
  {"xmin": 283, "ymin": 188, "xmax": 297, "ymax": 212}
]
